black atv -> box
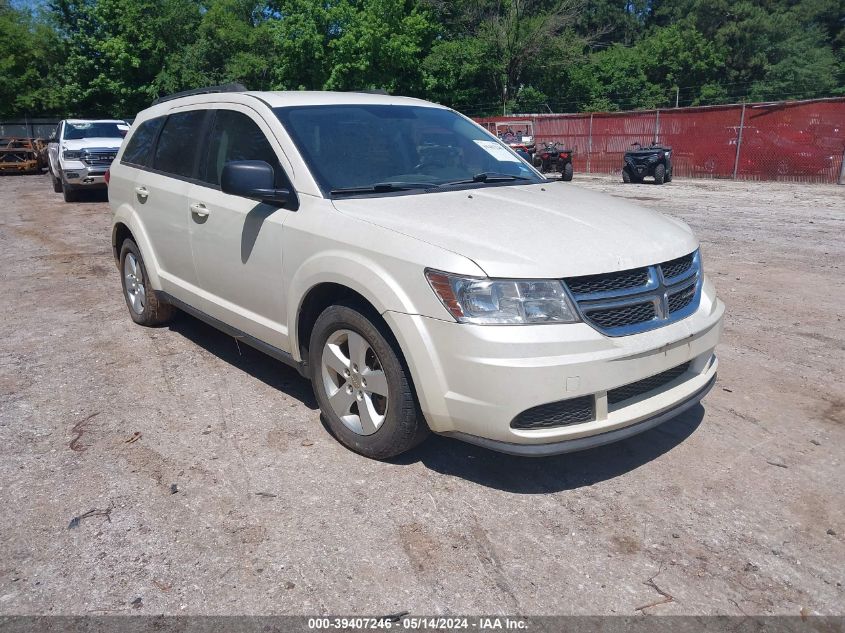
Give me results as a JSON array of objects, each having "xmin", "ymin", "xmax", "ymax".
[
  {"xmin": 534, "ymin": 142, "xmax": 574, "ymax": 181},
  {"xmin": 622, "ymin": 143, "xmax": 672, "ymax": 184}
]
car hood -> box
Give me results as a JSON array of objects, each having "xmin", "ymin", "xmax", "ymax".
[
  {"xmin": 62, "ymin": 138, "xmax": 123, "ymax": 151},
  {"xmin": 332, "ymin": 183, "xmax": 698, "ymax": 278}
]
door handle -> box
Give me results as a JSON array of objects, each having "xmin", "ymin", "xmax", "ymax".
[
  {"xmin": 134, "ymin": 186, "xmax": 149, "ymax": 199},
  {"xmin": 190, "ymin": 203, "xmax": 209, "ymax": 218}
]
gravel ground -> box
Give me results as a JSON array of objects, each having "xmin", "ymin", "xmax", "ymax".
[{"xmin": 0, "ymin": 172, "xmax": 842, "ymax": 616}]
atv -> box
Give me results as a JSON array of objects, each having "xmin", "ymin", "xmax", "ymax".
[
  {"xmin": 622, "ymin": 142, "xmax": 672, "ymax": 184},
  {"xmin": 534, "ymin": 142, "xmax": 574, "ymax": 181},
  {"xmin": 495, "ymin": 121, "xmax": 536, "ymax": 161}
]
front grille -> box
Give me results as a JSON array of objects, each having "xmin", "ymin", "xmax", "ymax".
[
  {"xmin": 511, "ymin": 395, "xmax": 594, "ymax": 429},
  {"xmin": 566, "ymin": 267, "xmax": 649, "ymax": 295},
  {"xmin": 660, "ymin": 253, "xmax": 694, "ymax": 280},
  {"xmin": 608, "ymin": 362, "xmax": 691, "ymax": 405},
  {"xmin": 586, "ymin": 301, "xmax": 656, "ymax": 329},
  {"xmin": 81, "ymin": 149, "xmax": 118, "ymax": 167},
  {"xmin": 668, "ymin": 283, "xmax": 696, "ymax": 313},
  {"xmin": 563, "ymin": 250, "xmax": 702, "ymax": 336}
]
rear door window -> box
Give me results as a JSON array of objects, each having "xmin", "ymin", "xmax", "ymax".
[
  {"xmin": 121, "ymin": 117, "xmax": 164, "ymax": 167},
  {"xmin": 152, "ymin": 111, "xmax": 207, "ymax": 178},
  {"xmin": 201, "ymin": 110, "xmax": 289, "ymax": 189}
]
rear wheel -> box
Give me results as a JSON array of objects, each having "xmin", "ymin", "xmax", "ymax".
[
  {"xmin": 119, "ymin": 239, "xmax": 173, "ymax": 326},
  {"xmin": 622, "ymin": 167, "xmax": 632, "ymax": 183},
  {"xmin": 653, "ymin": 163, "xmax": 666, "ymax": 185},
  {"xmin": 561, "ymin": 162, "xmax": 574, "ymax": 182},
  {"xmin": 309, "ymin": 303, "xmax": 428, "ymax": 459}
]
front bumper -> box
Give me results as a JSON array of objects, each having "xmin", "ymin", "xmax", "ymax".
[
  {"xmin": 626, "ymin": 161, "xmax": 657, "ymax": 175},
  {"xmin": 444, "ymin": 375, "xmax": 715, "ymax": 456},
  {"xmin": 63, "ymin": 165, "xmax": 107, "ymax": 188},
  {"xmin": 384, "ymin": 277, "xmax": 724, "ymax": 452}
]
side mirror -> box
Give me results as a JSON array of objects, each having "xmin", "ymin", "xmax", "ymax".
[{"xmin": 221, "ymin": 160, "xmax": 292, "ymax": 206}]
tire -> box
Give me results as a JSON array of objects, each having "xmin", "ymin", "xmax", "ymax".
[
  {"xmin": 561, "ymin": 162, "xmax": 574, "ymax": 181},
  {"xmin": 665, "ymin": 170, "xmax": 673, "ymax": 183},
  {"xmin": 653, "ymin": 163, "xmax": 666, "ymax": 185},
  {"xmin": 119, "ymin": 239, "xmax": 173, "ymax": 326},
  {"xmin": 62, "ymin": 182, "xmax": 78, "ymax": 202},
  {"xmin": 622, "ymin": 167, "xmax": 632, "ymax": 183},
  {"xmin": 309, "ymin": 302, "xmax": 429, "ymax": 459},
  {"xmin": 51, "ymin": 173, "xmax": 63, "ymax": 193}
]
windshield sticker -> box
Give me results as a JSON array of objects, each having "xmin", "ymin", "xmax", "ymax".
[{"xmin": 473, "ymin": 140, "xmax": 521, "ymax": 163}]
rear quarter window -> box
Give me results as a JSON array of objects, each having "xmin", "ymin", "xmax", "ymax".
[{"xmin": 121, "ymin": 117, "xmax": 164, "ymax": 167}]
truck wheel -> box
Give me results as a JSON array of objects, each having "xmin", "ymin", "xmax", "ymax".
[
  {"xmin": 309, "ymin": 303, "xmax": 429, "ymax": 459},
  {"xmin": 561, "ymin": 162, "xmax": 574, "ymax": 182},
  {"xmin": 62, "ymin": 183, "xmax": 78, "ymax": 202},
  {"xmin": 622, "ymin": 168, "xmax": 632, "ymax": 183},
  {"xmin": 119, "ymin": 239, "xmax": 173, "ymax": 326},
  {"xmin": 653, "ymin": 164, "xmax": 666, "ymax": 185},
  {"xmin": 51, "ymin": 173, "xmax": 63, "ymax": 193}
]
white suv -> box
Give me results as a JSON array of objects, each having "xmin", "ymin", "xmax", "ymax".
[{"xmin": 108, "ymin": 86, "xmax": 724, "ymax": 459}]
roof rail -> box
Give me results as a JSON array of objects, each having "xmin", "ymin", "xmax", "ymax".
[
  {"xmin": 152, "ymin": 83, "xmax": 248, "ymax": 106},
  {"xmin": 355, "ymin": 89, "xmax": 390, "ymax": 95}
]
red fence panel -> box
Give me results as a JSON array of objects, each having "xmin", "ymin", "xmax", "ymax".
[
  {"xmin": 656, "ymin": 106, "xmax": 741, "ymax": 178},
  {"xmin": 476, "ymin": 98, "xmax": 845, "ymax": 184}
]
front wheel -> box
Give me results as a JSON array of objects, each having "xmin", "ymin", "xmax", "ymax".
[
  {"xmin": 622, "ymin": 167, "xmax": 632, "ymax": 183},
  {"xmin": 561, "ymin": 162, "xmax": 574, "ymax": 181},
  {"xmin": 653, "ymin": 163, "xmax": 666, "ymax": 184},
  {"xmin": 51, "ymin": 172, "xmax": 63, "ymax": 193},
  {"xmin": 62, "ymin": 182, "xmax": 78, "ymax": 202},
  {"xmin": 309, "ymin": 303, "xmax": 428, "ymax": 459}
]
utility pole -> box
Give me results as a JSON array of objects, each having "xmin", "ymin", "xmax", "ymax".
[
  {"xmin": 732, "ymin": 102, "xmax": 746, "ymax": 180},
  {"xmin": 654, "ymin": 110, "xmax": 660, "ymax": 145}
]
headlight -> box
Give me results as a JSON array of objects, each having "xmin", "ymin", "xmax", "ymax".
[
  {"xmin": 63, "ymin": 150, "xmax": 82, "ymax": 160},
  {"xmin": 425, "ymin": 269, "xmax": 580, "ymax": 325}
]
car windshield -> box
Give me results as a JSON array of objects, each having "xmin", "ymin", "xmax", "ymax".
[
  {"xmin": 273, "ymin": 104, "xmax": 541, "ymax": 195},
  {"xmin": 64, "ymin": 122, "xmax": 126, "ymax": 140}
]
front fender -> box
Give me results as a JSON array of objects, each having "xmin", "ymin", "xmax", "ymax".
[{"xmin": 287, "ymin": 249, "xmax": 460, "ymax": 363}]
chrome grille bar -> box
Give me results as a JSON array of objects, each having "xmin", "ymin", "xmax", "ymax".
[{"xmin": 564, "ymin": 250, "xmax": 702, "ymax": 336}]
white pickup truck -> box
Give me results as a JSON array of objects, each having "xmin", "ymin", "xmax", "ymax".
[{"xmin": 48, "ymin": 119, "xmax": 129, "ymax": 202}]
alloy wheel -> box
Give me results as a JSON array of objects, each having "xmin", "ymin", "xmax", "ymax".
[
  {"xmin": 123, "ymin": 252, "xmax": 146, "ymax": 315},
  {"xmin": 320, "ymin": 329, "xmax": 389, "ymax": 436}
]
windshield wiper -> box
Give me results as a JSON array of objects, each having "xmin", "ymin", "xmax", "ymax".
[
  {"xmin": 441, "ymin": 172, "xmax": 533, "ymax": 186},
  {"xmin": 330, "ymin": 182, "xmax": 440, "ymax": 196}
]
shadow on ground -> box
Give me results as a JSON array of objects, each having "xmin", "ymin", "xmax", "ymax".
[
  {"xmin": 167, "ymin": 311, "xmax": 318, "ymax": 410},
  {"xmin": 393, "ymin": 406, "xmax": 704, "ymax": 494},
  {"xmin": 164, "ymin": 310, "xmax": 703, "ymax": 492},
  {"xmin": 71, "ymin": 188, "xmax": 109, "ymax": 203}
]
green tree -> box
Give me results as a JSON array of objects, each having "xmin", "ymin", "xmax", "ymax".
[
  {"xmin": 0, "ymin": 0, "xmax": 63, "ymax": 118},
  {"xmin": 162, "ymin": 0, "xmax": 277, "ymax": 92},
  {"xmin": 47, "ymin": 0, "xmax": 202, "ymax": 116}
]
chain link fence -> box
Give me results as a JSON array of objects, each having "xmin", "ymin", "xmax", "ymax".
[{"xmin": 477, "ymin": 97, "xmax": 845, "ymax": 184}]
